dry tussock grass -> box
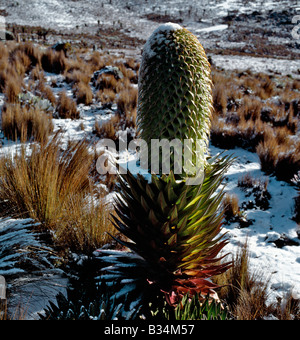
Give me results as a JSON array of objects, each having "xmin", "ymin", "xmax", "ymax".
[
  {"xmin": 94, "ymin": 115, "xmax": 120, "ymax": 141},
  {"xmin": 1, "ymin": 103, "xmax": 53, "ymax": 143},
  {"xmin": 215, "ymin": 241, "xmax": 300, "ymax": 320},
  {"xmin": 222, "ymin": 193, "xmax": 240, "ymax": 221},
  {"xmin": 56, "ymin": 91, "xmax": 79, "ymax": 119},
  {"xmin": 211, "ymin": 66, "xmax": 300, "ymax": 182},
  {"xmin": 73, "ymin": 81, "xmax": 93, "ymax": 105},
  {"xmin": 0, "ymin": 136, "xmax": 115, "ymax": 253},
  {"xmin": 37, "ymin": 83, "xmax": 57, "ymax": 106},
  {"xmin": 41, "ymin": 49, "xmax": 68, "ymax": 74},
  {"xmin": 96, "ymin": 88, "xmax": 116, "ymax": 107}
]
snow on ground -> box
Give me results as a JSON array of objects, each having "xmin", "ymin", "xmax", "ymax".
[
  {"xmin": 1, "ymin": 0, "xmax": 296, "ymax": 35},
  {"xmin": 211, "ymin": 55, "xmax": 300, "ymax": 78},
  {"xmin": 209, "ymin": 145, "xmax": 300, "ymax": 304}
]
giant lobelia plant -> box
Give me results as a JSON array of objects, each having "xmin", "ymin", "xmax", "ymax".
[{"xmin": 96, "ymin": 23, "xmax": 233, "ymax": 317}]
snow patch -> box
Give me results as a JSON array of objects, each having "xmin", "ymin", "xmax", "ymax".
[{"xmin": 142, "ymin": 22, "xmax": 182, "ymax": 59}]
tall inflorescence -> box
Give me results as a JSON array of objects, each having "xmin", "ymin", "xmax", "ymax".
[{"xmin": 137, "ymin": 23, "xmax": 213, "ymax": 177}]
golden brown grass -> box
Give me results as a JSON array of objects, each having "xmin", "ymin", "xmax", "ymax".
[
  {"xmin": 215, "ymin": 241, "xmax": 269, "ymax": 319},
  {"xmin": 56, "ymin": 91, "xmax": 79, "ymax": 119},
  {"xmin": 55, "ymin": 191, "xmax": 115, "ymax": 253},
  {"xmin": 0, "ymin": 136, "xmax": 90, "ymax": 226},
  {"xmin": 95, "ymin": 74, "xmax": 119, "ymax": 92},
  {"xmin": 73, "ymin": 81, "xmax": 93, "ymax": 105},
  {"xmin": 215, "ymin": 241, "xmax": 300, "ymax": 320},
  {"xmin": 38, "ymin": 84, "xmax": 57, "ymax": 106},
  {"xmin": 256, "ymin": 132, "xmax": 300, "ymax": 181},
  {"xmin": 0, "ymin": 136, "xmax": 115, "ymax": 254},
  {"xmin": 1, "ymin": 103, "xmax": 53, "ymax": 143},
  {"xmin": 30, "ymin": 64, "xmax": 45, "ymax": 82},
  {"xmin": 94, "ymin": 115, "xmax": 120, "ymax": 141},
  {"xmin": 211, "ymin": 66, "xmax": 300, "ymax": 182},
  {"xmin": 116, "ymin": 87, "xmax": 138, "ymax": 116},
  {"xmin": 65, "ymin": 69, "xmax": 91, "ymax": 86},
  {"xmin": 96, "ymin": 88, "xmax": 116, "ymax": 106},
  {"xmin": 41, "ymin": 49, "xmax": 67, "ymax": 74},
  {"xmin": 4, "ymin": 78, "xmax": 22, "ymax": 103},
  {"xmin": 222, "ymin": 193, "xmax": 240, "ymax": 221}
]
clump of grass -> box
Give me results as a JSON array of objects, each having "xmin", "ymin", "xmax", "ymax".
[
  {"xmin": 65, "ymin": 69, "xmax": 91, "ymax": 86},
  {"xmin": 56, "ymin": 91, "xmax": 79, "ymax": 119},
  {"xmin": 94, "ymin": 115, "xmax": 120, "ymax": 141},
  {"xmin": 41, "ymin": 49, "xmax": 68, "ymax": 74},
  {"xmin": 1, "ymin": 103, "xmax": 53, "ymax": 143},
  {"xmin": 212, "ymin": 73, "xmax": 229, "ymax": 115},
  {"xmin": 256, "ymin": 134, "xmax": 300, "ymax": 182},
  {"xmin": 0, "ymin": 136, "xmax": 115, "ymax": 254},
  {"xmin": 37, "ymin": 83, "xmax": 57, "ymax": 106},
  {"xmin": 222, "ymin": 193, "xmax": 240, "ymax": 222},
  {"xmin": 95, "ymin": 74, "xmax": 118, "ymax": 92},
  {"xmin": 73, "ymin": 81, "xmax": 93, "ymax": 106},
  {"xmin": 4, "ymin": 78, "xmax": 22, "ymax": 103},
  {"xmin": 215, "ymin": 241, "xmax": 271, "ymax": 320},
  {"xmin": 215, "ymin": 241, "xmax": 300, "ymax": 320},
  {"xmin": 116, "ymin": 87, "xmax": 138, "ymax": 116},
  {"xmin": 0, "ymin": 136, "xmax": 90, "ymax": 226},
  {"xmin": 56, "ymin": 191, "xmax": 115, "ymax": 253},
  {"xmin": 96, "ymin": 88, "xmax": 116, "ymax": 107},
  {"xmin": 16, "ymin": 42, "xmax": 41, "ymax": 68},
  {"xmin": 30, "ymin": 64, "xmax": 45, "ymax": 82}
]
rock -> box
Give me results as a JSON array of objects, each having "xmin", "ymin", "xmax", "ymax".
[
  {"xmin": 92, "ymin": 66, "xmax": 124, "ymax": 84},
  {"xmin": 0, "ymin": 30, "xmax": 15, "ymax": 41},
  {"xmin": 51, "ymin": 42, "xmax": 71, "ymax": 56},
  {"xmin": 296, "ymin": 227, "xmax": 300, "ymax": 240},
  {"xmin": 266, "ymin": 232, "xmax": 299, "ymax": 248}
]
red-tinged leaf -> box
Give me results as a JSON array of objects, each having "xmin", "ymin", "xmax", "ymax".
[
  {"xmin": 158, "ymin": 190, "xmax": 168, "ymax": 214},
  {"xmin": 141, "ymin": 195, "xmax": 150, "ymax": 212},
  {"xmin": 168, "ymin": 205, "xmax": 178, "ymax": 225},
  {"xmin": 148, "ymin": 209, "xmax": 160, "ymax": 227}
]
